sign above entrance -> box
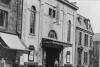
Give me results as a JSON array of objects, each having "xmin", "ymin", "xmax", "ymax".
[{"xmin": 42, "ymin": 38, "xmax": 72, "ymax": 49}]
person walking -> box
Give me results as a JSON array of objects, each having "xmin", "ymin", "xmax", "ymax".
[{"xmin": 54, "ymin": 59, "xmax": 58, "ymax": 67}]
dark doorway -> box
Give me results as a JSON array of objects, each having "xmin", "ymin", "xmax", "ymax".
[
  {"xmin": 44, "ymin": 47, "xmax": 60, "ymax": 67},
  {"xmin": 28, "ymin": 65, "xmax": 35, "ymax": 67}
]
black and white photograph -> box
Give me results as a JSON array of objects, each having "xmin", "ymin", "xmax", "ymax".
[{"xmin": 0, "ymin": 0, "xmax": 99, "ymax": 67}]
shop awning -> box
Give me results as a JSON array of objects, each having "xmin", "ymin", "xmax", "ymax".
[{"xmin": 0, "ymin": 32, "xmax": 27, "ymax": 50}]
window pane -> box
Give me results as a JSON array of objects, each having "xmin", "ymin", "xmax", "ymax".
[
  {"xmin": 30, "ymin": 6, "xmax": 36, "ymax": 34},
  {"xmin": 67, "ymin": 20, "xmax": 71, "ymax": 42},
  {"xmin": 66, "ymin": 51, "xmax": 70, "ymax": 63},
  {"xmin": 49, "ymin": 8, "xmax": 52, "ymax": 16},
  {"xmin": 79, "ymin": 32, "xmax": 82, "ymax": 45},
  {"xmin": 0, "ymin": 10, "xmax": 4, "ymax": 26},
  {"xmin": 0, "ymin": 10, "xmax": 8, "ymax": 27}
]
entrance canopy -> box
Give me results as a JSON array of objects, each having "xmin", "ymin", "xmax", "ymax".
[
  {"xmin": 0, "ymin": 32, "xmax": 27, "ymax": 50},
  {"xmin": 42, "ymin": 38, "xmax": 72, "ymax": 49}
]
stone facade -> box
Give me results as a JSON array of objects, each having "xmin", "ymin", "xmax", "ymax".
[
  {"xmin": 93, "ymin": 33, "xmax": 100, "ymax": 67},
  {"xmin": 75, "ymin": 14, "xmax": 94, "ymax": 67},
  {"xmin": 21, "ymin": 0, "xmax": 78, "ymax": 67}
]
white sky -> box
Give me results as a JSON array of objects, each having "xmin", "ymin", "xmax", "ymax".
[{"xmin": 69, "ymin": 0, "xmax": 100, "ymax": 33}]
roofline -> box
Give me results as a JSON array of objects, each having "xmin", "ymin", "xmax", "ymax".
[{"xmin": 58, "ymin": 0, "xmax": 79, "ymax": 10}]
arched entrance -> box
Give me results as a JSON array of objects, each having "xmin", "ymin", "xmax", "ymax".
[{"xmin": 42, "ymin": 30, "xmax": 64, "ymax": 67}]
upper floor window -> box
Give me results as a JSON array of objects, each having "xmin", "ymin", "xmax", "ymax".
[
  {"xmin": 0, "ymin": 9, "xmax": 8, "ymax": 28},
  {"xmin": 84, "ymin": 52, "xmax": 88, "ymax": 64},
  {"xmin": 49, "ymin": 8, "xmax": 56, "ymax": 18},
  {"xmin": 67, "ymin": 20, "xmax": 71, "ymax": 43},
  {"xmin": 84, "ymin": 34, "xmax": 88, "ymax": 47},
  {"xmin": 77, "ymin": 17, "xmax": 82, "ymax": 25},
  {"xmin": 48, "ymin": 30, "xmax": 57, "ymax": 39},
  {"xmin": 84, "ymin": 19, "xmax": 89, "ymax": 29},
  {"xmin": 30, "ymin": 6, "xmax": 36, "ymax": 35},
  {"xmin": 90, "ymin": 36, "xmax": 92, "ymax": 47},
  {"xmin": 78, "ymin": 32, "xmax": 82, "ymax": 45},
  {"xmin": 66, "ymin": 51, "xmax": 70, "ymax": 63}
]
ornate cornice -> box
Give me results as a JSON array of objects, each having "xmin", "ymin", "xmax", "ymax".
[
  {"xmin": 57, "ymin": 0, "xmax": 79, "ymax": 10},
  {"xmin": 76, "ymin": 27, "xmax": 94, "ymax": 35}
]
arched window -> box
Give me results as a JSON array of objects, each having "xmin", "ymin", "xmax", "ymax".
[
  {"xmin": 30, "ymin": 6, "xmax": 36, "ymax": 34},
  {"xmin": 67, "ymin": 20, "xmax": 71, "ymax": 42},
  {"xmin": 48, "ymin": 30, "xmax": 57, "ymax": 39}
]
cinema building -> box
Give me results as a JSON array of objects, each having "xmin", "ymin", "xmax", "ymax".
[
  {"xmin": 0, "ymin": 0, "xmax": 79, "ymax": 67},
  {"xmin": 21, "ymin": 0, "xmax": 78, "ymax": 67}
]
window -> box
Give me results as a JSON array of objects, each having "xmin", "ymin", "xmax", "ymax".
[
  {"xmin": 78, "ymin": 51, "xmax": 82, "ymax": 65},
  {"xmin": 49, "ymin": 8, "xmax": 56, "ymax": 18},
  {"xmin": 79, "ymin": 32, "xmax": 82, "ymax": 45},
  {"xmin": 48, "ymin": 30, "xmax": 57, "ymax": 39},
  {"xmin": 0, "ymin": 9, "xmax": 8, "ymax": 28},
  {"xmin": 30, "ymin": 6, "xmax": 36, "ymax": 34},
  {"xmin": 84, "ymin": 52, "xmax": 88, "ymax": 64},
  {"xmin": 84, "ymin": 34, "xmax": 88, "ymax": 46},
  {"xmin": 66, "ymin": 51, "xmax": 70, "ymax": 63},
  {"xmin": 90, "ymin": 36, "xmax": 92, "ymax": 47},
  {"xmin": 67, "ymin": 20, "xmax": 71, "ymax": 42},
  {"xmin": 77, "ymin": 17, "xmax": 82, "ymax": 25},
  {"xmin": 89, "ymin": 50, "xmax": 92, "ymax": 65},
  {"xmin": 84, "ymin": 19, "xmax": 88, "ymax": 29}
]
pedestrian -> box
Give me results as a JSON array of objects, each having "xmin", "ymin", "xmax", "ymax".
[{"xmin": 54, "ymin": 59, "xmax": 58, "ymax": 67}]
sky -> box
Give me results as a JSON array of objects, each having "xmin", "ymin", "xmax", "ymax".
[{"xmin": 69, "ymin": 0, "xmax": 100, "ymax": 33}]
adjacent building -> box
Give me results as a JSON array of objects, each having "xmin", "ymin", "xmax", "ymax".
[
  {"xmin": 93, "ymin": 33, "xmax": 100, "ymax": 67},
  {"xmin": 0, "ymin": 0, "xmax": 27, "ymax": 67},
  {"xmin": 75, "ymin": 14, "xmax": 94, "ymax": 67}
]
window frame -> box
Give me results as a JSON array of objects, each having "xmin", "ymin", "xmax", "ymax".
[
  {"xmin": 67, "ymin": 20, "xmax": 71, "ymax": 43},
  {"xmin": 78, "ymin": 32, "xmax": 82, "ymax": 45},
  {"xmin": 84, "ymin": 52, "xmax": 88, "ymax": 64},
  {"xmin": 30, "ymin": 6, "xmax": 36, "ymax": 35},
  {"xmin": 0, "ymin": 9, "xmax": 8, "ymax": 29},
  {"xmin": 66, "ymin": 51, "xmax": 70, "ymax": 63},
  {"xmin": 84, "ymin": 34, "xmax": 88, "ymax": 47},
  {"xmin": 48, "ymin": 7, "xmax": 56, "ymax": 18}
]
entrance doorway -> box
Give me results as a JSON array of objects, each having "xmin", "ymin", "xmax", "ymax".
[{"xmin": 44, "ymin": 47, "xmax": 60, "ymax": 67}]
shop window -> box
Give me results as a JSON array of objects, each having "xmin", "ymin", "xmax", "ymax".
[
  {"xmin": 67, "ymin": 20, "xmax": 71, "ymax": 43},
  {"xmin": 66, "ymin": 51, "xmax": 70, "ymax": 63},
  {"xmin": 78, "ymin": 32, "xmax": 82, "ymax": 45},
  {"xmin": 0, "ymin": 9, "xmax": 8, "ymax": 28},
  {"xmin": 49, "ymin": 8, "xmax": 56, "ymax": 18},
  {"xmin": 84, "ymin": 34, "xmax": 88, "ymax": 47},
  {"xmin": 84, "ymin": 52, "xmax": 88, "ymax": 64},
  {"xmin": 30, "ymin": 6, "xmax": 36, "ymax": 35},
  {"xmin": 48, "ymin": 30, "xmax": 57, "ymax": 39}
]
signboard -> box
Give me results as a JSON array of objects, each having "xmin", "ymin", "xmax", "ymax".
[
  {"xmin": 29, "ymin": 51, "xmax": 34, "ymax": 61},
  {"xmin": 20, "ymin": 56, "xmax": 24, "ymax": 65},
  {"xmin": 20, "ymin": 54, "xmax": 28, "ymax": 65}
]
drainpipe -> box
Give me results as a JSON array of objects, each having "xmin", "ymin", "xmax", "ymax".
[{"xmin": 16, "ymin": 0, "xmax": 23, "ymax": 38}]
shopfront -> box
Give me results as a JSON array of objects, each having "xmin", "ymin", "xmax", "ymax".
[{"xmin": 0, "ymin": 32, "xmax": 28, "ymax": 67}]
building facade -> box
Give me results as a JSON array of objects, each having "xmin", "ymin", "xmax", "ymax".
[
  {"xmin": 75, "ymin": 14, "xmax": 94, "ymax": 67},
  {"xmin": 21, "ymin": 0, "xmax": 78, "ymax": 67},
  {"xmin": 0, "ymin": 0, "xmax": 28, "ymax": 67},
  {"xmin": 93, "ymin": 33, "xmax": 100, "ymax": 67}
]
